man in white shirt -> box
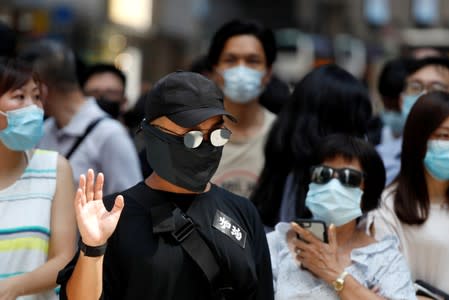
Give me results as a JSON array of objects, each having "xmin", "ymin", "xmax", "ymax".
[{"xmin": 19, "ymin": 40, "xmax": 142, "ymax": 195}]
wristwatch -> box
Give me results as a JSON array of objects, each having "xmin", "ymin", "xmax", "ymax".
[
  {"xmin": 332, "ymin": 271, "xmax": 349, "ymax": 292},
  {"xmin": 78, "ymin": 238, "xmax": 107, "ymax": 257}
]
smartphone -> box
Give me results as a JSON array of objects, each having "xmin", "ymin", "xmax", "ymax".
[
  {"xmin": 295, "ymin": 219, "xmax": 328, "ymax": 243},
  {"xmin": 414, "ymin": 281, "xmax": 447, "ymax": 300}
]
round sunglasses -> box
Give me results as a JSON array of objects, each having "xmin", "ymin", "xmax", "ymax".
[
  {"xmin": 310, "ymin": 165, "xmax": 364, "ymax": 188},
  {"xmin": 152, "ymin": 124, "xmax": 232, "ymax": 149}
]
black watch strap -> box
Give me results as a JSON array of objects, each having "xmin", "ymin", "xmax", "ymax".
[{"xmin": 78, "ymin": 238, "xmax": 107, "ymax": 257}]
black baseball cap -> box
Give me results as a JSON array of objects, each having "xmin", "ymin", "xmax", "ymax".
[{"xmin": 144, "ymin": 71, "xmax": 236, "ymax": 127}]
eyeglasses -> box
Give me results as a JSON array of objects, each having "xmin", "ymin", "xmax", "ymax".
[
  {"xmin": 403, "ymin": 81, "xmax": 449, "ymax": 96},
  {"xmin": 310, "ymin": 165, "xmax": 364, "ymax": 188},
  {"xmin": 152, "ymin": 124, "xmax": 232, "ymax": 149}
]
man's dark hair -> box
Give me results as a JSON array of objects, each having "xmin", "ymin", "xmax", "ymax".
[
  {"xmin": 406, "ymin": 56, "xmax": 449, "ymax": 76},
  {"xmin": 81, "ymin": 63, "xmax": 126, "ymax": 88},
  {"xmin": 207, "ymin": 19, "xmax": 277, "ymax": 67},
  {"xmin": 377, "ymin": 58, "xmax": 411, "ymax": 111},
  {"xmin": 18, "ymin": 40, "xmax": 79, "ymax": 93},
  {"xmin": 395, "ymin": 91, "xmax": 449, "ymax": 225},
  {"xmin": 378, "ymin": 58, "xmax": 410, "ymax": 99}
]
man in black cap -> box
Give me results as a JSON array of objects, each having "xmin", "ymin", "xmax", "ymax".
[{"xmin": 56, "ymin": 71, "xmax": 274, "ymax": 300}]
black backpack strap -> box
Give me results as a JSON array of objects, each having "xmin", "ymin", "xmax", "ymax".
[
  {"xmin": 65, "ymin": 117, "xmax": 107, "ymax": 159},
  {"xmin": 171, "ymin": 208, "xmax": 220, "ymax": 284},
  {"xmin": 148, "ymin": 200, "xmax": 229, "ymax": 299}
]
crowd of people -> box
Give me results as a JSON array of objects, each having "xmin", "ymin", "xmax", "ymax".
[{"xmin": 1, "ymin": 17, "xmax": 448, "ymax": 300}]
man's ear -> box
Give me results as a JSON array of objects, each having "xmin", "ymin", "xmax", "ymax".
[
  {"xmin": 209, "ymin": 66, "xmax": 223, "ymax": 86},
  {"xmin": 262, "ymin": 67, "xmax": 273, "ymax": 86}
]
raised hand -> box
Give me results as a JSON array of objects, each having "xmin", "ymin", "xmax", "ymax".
[
  {"xmin": 289, "ymin": 222, "xmax": 345, "ymax": 285},
  {"xmin": 74, "ymin": 169, "xmax": 124, "ymax": 247}
]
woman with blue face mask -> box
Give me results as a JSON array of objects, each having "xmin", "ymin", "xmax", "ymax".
[
  {"xmin": 267, "ymin": 134, "xmax": 417, "ymax": 300},
  {"xmin": 370, "ymin": 91, "xmax": 449, "ymax": 296},
  {"xmin": 0, "ymin": 58, "xmax": 77, "ymax": 299}
]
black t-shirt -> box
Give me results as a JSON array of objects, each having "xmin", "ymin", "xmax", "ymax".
[{"xmin": 57, "ymin": 182, "xmax": 274, "ymax": 300}]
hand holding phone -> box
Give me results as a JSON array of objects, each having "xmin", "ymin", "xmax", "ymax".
[
  {"xmin": 291, "ymin": 221, "xmax": 345, "ymax": 281},
  {"xmin": 295, "ymin": 219, "xmax": 328, "ymax": 243}
]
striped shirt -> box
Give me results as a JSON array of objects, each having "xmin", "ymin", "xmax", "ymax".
[{"xmin": 0, "ymin": 149, "xmax": 58, "ymax": 300}]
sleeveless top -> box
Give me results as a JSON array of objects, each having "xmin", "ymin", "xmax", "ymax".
[{"xmin": 0, "ymin": 149, "xmax": 58, "ymax": 300}]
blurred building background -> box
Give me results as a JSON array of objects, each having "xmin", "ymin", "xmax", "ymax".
[{"xmin": 1, "ymin": 0, "xmax": 449, "ymax": 107}]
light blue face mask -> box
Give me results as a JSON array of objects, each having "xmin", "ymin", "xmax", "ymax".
[
  {"xmin": 0, "ymin": 104, "xmax": 44, "ymax": 151},
  {"xmin": 381, "ymin": 110, "xmax": 405, "ymax": 136},
  {"xmin": 401, "ymin": 93, "xmax": 423, "ymax": 120},
  {"xmin": 221, "ymin": 65, "xmax": 265, "ymax": 104},
  {"xmin": 424, "ymin": 140, "xmax": 449, "ymax": 180},
  {"xmin": 305, "ymin": 178, "xmax": 363, "ymax": 226}
]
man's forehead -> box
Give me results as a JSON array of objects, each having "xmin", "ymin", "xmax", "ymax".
[
  {"xmin": 221, "ymin": 35, "xmax": 265, "ymax": 56},
  {"xmin": 85, "ymin": 72, "xmax": 125, "ymax": 89},
  {"xmin": 151, "ymin": 115, "xmax": 224, "ymax": 128},
  {"xmin": 408, "ymin": 65, "xmax": 449, "ymax": 84}
]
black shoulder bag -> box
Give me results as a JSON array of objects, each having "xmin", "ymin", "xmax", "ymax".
[{"xmin": 144, "ymin": 199, "xmax": 233, "ymax": 299}]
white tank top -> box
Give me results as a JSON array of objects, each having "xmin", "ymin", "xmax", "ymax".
[{"xmin": 0, "ymin": 149, "xmax": 58, "ymax": 300}]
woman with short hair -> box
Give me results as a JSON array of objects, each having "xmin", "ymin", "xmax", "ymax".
[{"xmin": 268, "ymin": 134, "xmax": 416, "ymax": 299}]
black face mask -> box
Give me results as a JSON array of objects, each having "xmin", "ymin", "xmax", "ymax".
[
  {"xmin": 96, "ymin": 98, "xmax": 121, "ymax": 119},
  {"xmin": 141, "ymin": 122, "xmax": 223, "ymax": 192}
]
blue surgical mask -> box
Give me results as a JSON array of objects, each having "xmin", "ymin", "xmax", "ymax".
[
  {"xmin": 381, "ymin": 110, "xmax": 405, "ymax": 136},
  {"xmin": 424, "ymin": 140, "xmax": 449, "ymax": 180},
  {"xmin": 0, "ymin": 104, "xmax": 44, "ymax": 151},
  {"xmin": 221, "ymin": 65, "xmax": 265, "ymax": 103},
  {"xmin": 305, "ymin": 178, "xmax": 363, "ymax": 226},
  {"xmin": 401, "ymin": 93, "xmax": 423, "ymax": 120}
]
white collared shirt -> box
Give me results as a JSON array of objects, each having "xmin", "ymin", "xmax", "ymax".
[{"xmin": 39, "ymin": 98, "xmax": 142, "ymax": 195}]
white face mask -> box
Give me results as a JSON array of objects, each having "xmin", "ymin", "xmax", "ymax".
[
  {"xmin": 221, "ymin": 65, "xmax": 265, "ymax": 104},
  {"xmin": 305, "ymin": 179, "xmax": 363, "ymax": 226},
  {"xmin": 401, "ymin": 93, "xmax": 423, "ymax": 119}
]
